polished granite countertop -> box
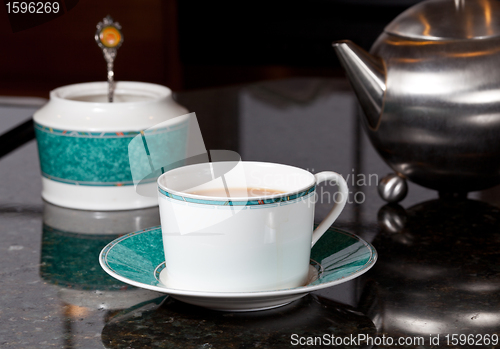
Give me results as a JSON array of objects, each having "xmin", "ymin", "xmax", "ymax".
[{"xmin": 1, "ymin": 78, "xmax": 499, "ymax": 348}]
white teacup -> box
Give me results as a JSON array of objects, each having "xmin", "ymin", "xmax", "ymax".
[{"xmin": 157, "ymin": 161, "xmax": 348, "ymax": 292}]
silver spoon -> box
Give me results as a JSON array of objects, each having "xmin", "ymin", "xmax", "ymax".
[{"xmin": 95, "ymin": 15, "xmax": 124, "ymax": 103}]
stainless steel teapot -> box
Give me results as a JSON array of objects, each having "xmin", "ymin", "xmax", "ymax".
[{"xmin": 333, "ymin": 0, "xmax": 500, "ymax": 202}]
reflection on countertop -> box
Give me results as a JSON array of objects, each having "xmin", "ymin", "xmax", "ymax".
[
  {"xmin": 359, "ymin": 198, "xmax": 500, "ymax": 344},
  {"xmin": 38, "ymin": 202, "xmax": 163, "ymax": 348},
  {"xmin": 101, "ymin": 295, "xmax": 376, "ymax": 349}
]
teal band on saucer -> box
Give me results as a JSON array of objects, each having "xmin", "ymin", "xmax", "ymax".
[
  {"xmin": 35, "ymin": 121, "xmax": 188, "ymax": 186},
  {"xmin": 99, "ymin": 226, "xmax": 377, "ymax": 291},
  {"xmin": 158, "ymin": 185, "xmax": 316, "ymax": 206}
]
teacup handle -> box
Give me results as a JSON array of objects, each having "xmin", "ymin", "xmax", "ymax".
[{"xmin": 311, "ymin": 172, "xmax": 348, "ymax": 246}]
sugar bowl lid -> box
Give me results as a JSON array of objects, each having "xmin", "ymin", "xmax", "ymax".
[{"xmin": 385, "ymin": 0, "xmax": 500, "ymax": 40}]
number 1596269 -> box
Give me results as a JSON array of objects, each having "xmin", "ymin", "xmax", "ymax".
[
  {"xmin": 445, "ymin": 334, "xmax": 498, "ymax": 346},
  {"xmin": 6, "ymin": 2, "xmax": 60, "ymax": 14}
]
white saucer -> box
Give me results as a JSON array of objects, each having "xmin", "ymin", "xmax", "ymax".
[{"xmin": 99, "ymin": 226, "xmax": 377, "ymax": 311}]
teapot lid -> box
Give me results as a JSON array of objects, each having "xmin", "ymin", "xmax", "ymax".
[{"xmin": 385, "ymin": 0, "xmax": 500, "ymax": 40}]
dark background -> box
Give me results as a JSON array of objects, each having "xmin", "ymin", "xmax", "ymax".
[{"xmin": 0, "ymin": 0, "xmax": 422, "ymax": 97}]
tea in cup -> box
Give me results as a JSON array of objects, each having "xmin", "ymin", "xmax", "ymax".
[{"xmin": 157, "ymin": 161, "xmax": 348, "ymax": 292}]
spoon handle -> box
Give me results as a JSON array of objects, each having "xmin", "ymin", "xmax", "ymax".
[
  {"xmin": 103, "ymin": 48, "xmax": 116, "ymax": 102},
  {"xmin": 95, "ymin": 16, "xmax": 123, "ymax": 103}
]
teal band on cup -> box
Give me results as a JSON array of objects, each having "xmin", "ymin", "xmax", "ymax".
[{"xmin": 158, "ymin": 185, "xmax": 316, "ymax": 206}]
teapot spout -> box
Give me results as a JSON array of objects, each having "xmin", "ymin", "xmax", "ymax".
[{"xmin": 333, "ymin": 40, "xmax": 386, "ymax": 129}]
